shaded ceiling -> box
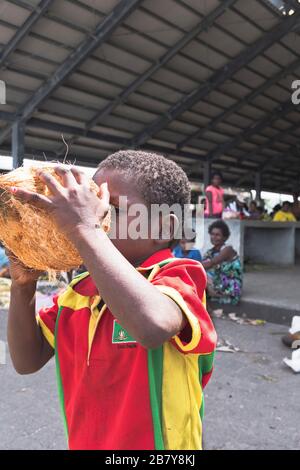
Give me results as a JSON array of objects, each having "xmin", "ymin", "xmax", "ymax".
[{"xmin": 0, "ymin": 0, "xmax": 300, "ymax": 192}]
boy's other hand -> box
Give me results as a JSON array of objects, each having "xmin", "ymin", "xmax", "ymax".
[
  {"xmin": 6, "ymin": 249, "xmax": 42, "ymax": 286},
  {"xmin": 8, "ymin": 166, "xmax": 110, "ymax": 240}
]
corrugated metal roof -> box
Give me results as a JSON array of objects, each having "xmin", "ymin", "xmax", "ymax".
[{"xmin": 0, "ymin": 0, "xmax": 299, "ymax": 192}]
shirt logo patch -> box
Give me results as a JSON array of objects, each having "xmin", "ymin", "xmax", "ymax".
[{"xmin": 112, "ymin": 320, "xmax": 136, "ymax": 344}]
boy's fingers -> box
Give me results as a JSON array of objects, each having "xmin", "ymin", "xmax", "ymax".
[
  {"xmin": 53, "ymin": 165, "xmax": 77, "ymax": 187},
  {"xmin": 70, "ymin": 167, "xmax": 88, "ymax": 185},
  {"xmin": 9, "ymin": 187, "xmax": 52, "ymax": 210},
  {"xmin": 98, "ymin": 182, "xmax": 110, "ymax": 208},
  {"xmin": 36, "ymin": 170, "xmax": 64, "ymax": 196},
  {"xmin": 98, "ymin": 183, "xmax": 110, "ymax": 220}
]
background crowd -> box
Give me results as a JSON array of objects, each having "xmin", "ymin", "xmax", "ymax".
[{"xmin": 203, "ymin": 171, "xmax": 300, "ymax": 222}]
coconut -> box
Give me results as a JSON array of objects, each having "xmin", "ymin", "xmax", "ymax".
[{"xmin": 0, "ymin": 163, "xmax": 110, "ymax": 273}]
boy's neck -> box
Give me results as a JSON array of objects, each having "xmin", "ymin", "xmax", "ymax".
[{"xmin": 132, "ymin": 246, "xmax": 172, "ymax": 268}]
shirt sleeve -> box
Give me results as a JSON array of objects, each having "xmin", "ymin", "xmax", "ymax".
[
  {"xmin": 151, "ymin": 259, "xmax": 217, "ymax": 355},
  {"xmin": 36, "ymin": 294, "xmax": 59, "ymax": 349}
]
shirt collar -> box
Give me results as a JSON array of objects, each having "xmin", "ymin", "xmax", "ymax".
[
  {"xmin": 72, "ymin": 248, "xmax": 174, "ymax": 296},
  {"xmin": 139, "ymin": 248, "xmax": 174, "ymax": 269}
]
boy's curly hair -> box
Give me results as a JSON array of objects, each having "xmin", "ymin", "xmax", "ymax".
[
  {"xmin": 97, "ymin": 150, "xmax": 191, "ymax": 245},
  {"xmin": 97, "ymin": 150, "xmax": 191, "ymax": 208}
]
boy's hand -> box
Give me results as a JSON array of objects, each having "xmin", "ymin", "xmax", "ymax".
[
  {"xmin": 9, "ymin": 166, "xmax": 110, "ymax": 240},
  {"xmin": 6, "ymin": 250, "xmax": 42, "ymax": 286}
]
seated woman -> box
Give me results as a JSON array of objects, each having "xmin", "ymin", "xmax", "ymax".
[{"xmin": 202, "ymin": 220, "xmax": 242, "ymax": 305}]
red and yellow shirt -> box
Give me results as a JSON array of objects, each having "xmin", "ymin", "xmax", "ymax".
[{"xmin": 37, "ymin": 248, "xmax": 217, "ymax": 450}]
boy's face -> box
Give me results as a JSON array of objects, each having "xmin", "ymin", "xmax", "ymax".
[{"xmin": 93, "ymin": 168, "xmax": 167, "ymax": 266}]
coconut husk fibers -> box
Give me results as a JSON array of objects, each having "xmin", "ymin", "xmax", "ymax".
[{"xmin": 0, "ymin": 163, "xmax": 110, "ymax": 273}]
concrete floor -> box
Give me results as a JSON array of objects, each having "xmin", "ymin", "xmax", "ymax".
[
  {"xmin": 212, "ymin": 265, "xmax": 300, "ymax": 325},
  {"xmin": 205, "ymin": 317, "xmax": 300, "ymax": 450},
  {"xmin": 243, "ymin": 265, "xmax": 300, "ymax": 311},
  {"xmin": 0, "ymin": 309, "xmax": 299, "ymax": 450}
]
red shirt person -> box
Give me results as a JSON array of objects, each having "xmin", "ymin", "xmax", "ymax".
[
  {"xmin": 204, "ymin": 172, "xmax": 224, "ymax": 219},
  {"xmin": 7, "ymin": 151, "xmax": 217, "ymax": 450},
  {"xmin": 38, "ymin": 250, "xmax": 215, "ymax": 450}
]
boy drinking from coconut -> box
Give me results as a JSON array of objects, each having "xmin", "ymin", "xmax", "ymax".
[{"xmin": 7, "ymin": 150, "xmax": 216, "ymax": 450}]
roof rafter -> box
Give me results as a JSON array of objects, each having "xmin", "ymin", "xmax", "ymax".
[
  {"xmin": 177, "ymin": 57, "xmax": 300, "ymax": 150},
  {"xmin": 218, "ymin": 119, "xmax": 300, "ymax": 167},
  {"xmin": 234, "ymin": 127, "xmax": 300, "ymax": 187},
  {"xmin": 187, "ymin": 98, "xmax": 299, "ymax": 175},
  {"xmin": 87, "ymin": 0, "xmax": 237, "ymax": 130},
  {"xmin": 206, "ymin": 99, "xmax": 297, "ymax": 161},
  {"xmin": 0, "ymin": 0, "xmax": 143, "ymax": 144},
  {"xmin": 0, "ymin": 0, "xmax": 54, "ymax": 68},
  {"xmin": 53, "ymin": 0, "xmax": 237, "ymax": 153},
  {"xmin": 23, "ymin": 116, "xmax": 207, "ymax": 163},
  {"xmin": 130, "ymin": 8, "xmax": 300, "ymax": 148}
]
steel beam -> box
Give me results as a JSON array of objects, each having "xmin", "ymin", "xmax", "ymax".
[
  {"xmin": 232, "ymin": 119, "xmax": 300, "ymax": 179},
  {"xmin": 235, "ymin": 139, "xmax": 300, "ymax": 187},
  {"xmin": 0, "ymin": 111, "xmax": 15, "ymax": 122},
  {"xmin": 52, "ymin": 0, "xmax": 237, "ymax": 153},
  {"xmin": 203, "ymin": 161, "xmax": 211, "ymax": 189},
  {"xmin": 177, "ymin": 56, "xmax": 300, "ymax": 150},
  {"xmin": 208, "ymin": 99, "xmax": 296, "ymax": 161},
  {"xmin": 12, "ymin": 121, "xmax": 25, "ymax": 168},
  {"xmin": 26, "ymin": 117, "xmax": 207, "ymax": 163},
  {"xmin": 26, "ymin": 115, "xmax": 300, "ymax": 174},
  {"xmin": 130, "ymin": 9, "xmax": 300, "ymax": 147},
  {"xmin": 187, "ymin": 98, "xmax": 298, "ymax": 176},
  {"xmin": 0, "ymin": 0, "xmax": 54, "ymax": 68},
  {"xmin": 86, "ymin": 0, "xmax": 237, "ymax": 130},
  {"xmin": 0, "ymin": 0, "xmax": 143, "ymax": 144}
]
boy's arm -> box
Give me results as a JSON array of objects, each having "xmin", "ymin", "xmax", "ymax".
[
  {"xmin": 9, "ymin": 167, "xmax": 186, "ymax": 350},
  {"xmin": 7, "ymin": 255, "xmax": 54, "ymax": 374},
  {"xmin": 73, "ymin": 226, "xmax": 186, "ymax": 349}
]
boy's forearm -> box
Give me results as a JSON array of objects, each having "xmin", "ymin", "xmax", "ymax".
[
  {"xmin": 71, "ymin": 227, "xmax": 184, "ymax": 348},
  {"xmin": 8, "ymin": 283, "xmax": 52, "ymax": 373}
]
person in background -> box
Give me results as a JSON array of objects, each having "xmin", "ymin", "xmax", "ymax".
[
  {"xmin": 248, "ymin": 200, "xmax": 261, "ymax": 220},
  {"xmin": 291, "ymin": 192, "xmax": 300, "ymax": 221},
  {"xmin": 273, "ymin": 201, "xmax": 297, "ymax": 222},
  {"xmin": 202, "ymin": 220, "xmax": 242, "ymax": 305},
  {"xmin": 256, "ymin": 206, "xmax": 271, "ymax": 221},
  {"xmin": 173, "ymin": 235, "xmax": 202, "ymax": 262},
  {"xmin": 7, "ymin": 151, "xmax": 216, "ymax": 451},
  {"xmin": 223, "ymin": 193, "xmax": 249, "ymax": 219},
  {"xmin": 270, "ymin": 203, "xmax": 282, "ymax": 219},
  {"xmin": 204, "ymin": 171, "xmax": 224, "ymax": 219}
]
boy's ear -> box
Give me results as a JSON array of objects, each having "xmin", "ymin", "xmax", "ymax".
[{"xmin": 155, "ymin": 213, "xmax": 180, "ymax": 246}]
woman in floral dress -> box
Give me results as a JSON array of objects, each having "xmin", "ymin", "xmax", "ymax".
[{"xmin": 202, "ymin": 220, "xmax": 242, "ymax": 305}]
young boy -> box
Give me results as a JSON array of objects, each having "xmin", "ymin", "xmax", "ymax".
[{"xmin": 7, "ymin": 150, "xmax": 217, "ymax": 450}]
